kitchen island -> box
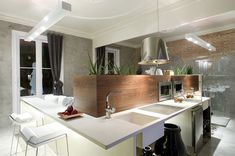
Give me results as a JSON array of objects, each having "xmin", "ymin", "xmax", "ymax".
[{"xmin": 21, "ymin": 96, "xmax": 210, "ymax": 156}]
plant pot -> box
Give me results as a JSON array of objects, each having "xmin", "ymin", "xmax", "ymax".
[{"xmin": 154, "ymin": 123, "xmax": 187, "ymax": 156}]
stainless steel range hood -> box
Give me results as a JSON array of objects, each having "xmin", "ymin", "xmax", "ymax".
[{"xmin": 138, "ymin": 37, "xmax": 170, "ymax": 65}]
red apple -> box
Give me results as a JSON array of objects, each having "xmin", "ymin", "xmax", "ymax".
[
  {"xmin": 64, "ymin": 110, "xmax": 70, "ymax": 115},
  {"xmin": 66, "ymin": 105, "xmax": 73, "ymax": 114},
  {"xmin": 71, "ymin": 109, "xmax": 78, "ymax": 115}
]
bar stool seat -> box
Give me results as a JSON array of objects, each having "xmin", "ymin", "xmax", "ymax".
[
  {"xmin": 10, "ymin": 113, "xmax": 33, "ymax": 124},
  {"xmin": 20, "ymin": 123, "xmax": 69, "ymax": 156},
  {"xmin": 9, "ymin": 113, "xmax": 33, "ymax": 155}
]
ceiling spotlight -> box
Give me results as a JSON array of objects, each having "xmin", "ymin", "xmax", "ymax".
[
  {"xmin": 186, "ymin": 37, "xmax": 193, "ymax": 41},
  {"xmin": 185, "ymin": 33, "xmax": 216, "ymax": 51}
]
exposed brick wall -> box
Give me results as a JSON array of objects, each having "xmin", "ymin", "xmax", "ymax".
[
  {"xmin": 164, "ymin": 28, "xmax": 235, "ymax": 118},
  {"xmin": 167, "ymin": 29, "xmax": 235, "ymax": 63}
]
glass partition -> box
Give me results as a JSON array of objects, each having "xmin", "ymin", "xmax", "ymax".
[{"xmin": 200, "ymin": 54, "xmax": 234, "ymax": 126}]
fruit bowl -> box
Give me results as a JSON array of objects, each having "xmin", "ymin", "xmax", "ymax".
[{"xmin": 58, "ymin": 105, "xmax": 83, "ymax": 120}]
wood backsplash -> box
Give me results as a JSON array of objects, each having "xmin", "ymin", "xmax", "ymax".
[{"xmin": 73, "ymin": 75, "xmax": 199, "ymax": 117}]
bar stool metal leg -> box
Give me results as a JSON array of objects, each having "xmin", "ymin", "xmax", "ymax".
[
  {"xmin": 65, "ymin": 134, "xmax": 69, "ymax": 156},
  {"xmin": 10, "ymin": 124, "xmax": 16, "ymax": 155},
  {"xmin": 15, "ymin": 132, "xmax": 20, "ymax": 154},
  {"xmin": 36, "ymin": 147, "xmax": 38, "ymax": 156},
  {"xmin": 42, "ymin": 118, "xmax": 44, "ymax": 125},
  {"xmin": 25, "ymin": 144, "xmax": 28, "ymax": 156},
  {"xmin": 55, "ymin": 141, "xmax": 59, "ymax": 155}
]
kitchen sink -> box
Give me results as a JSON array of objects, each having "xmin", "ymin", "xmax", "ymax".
[
  {"xmin": 140, "ymin": 104, "xmax": 183, "ymax": 115},
  {"xmin": 113, "ymin": 112, "xmax": 159, "ymax": 126}
]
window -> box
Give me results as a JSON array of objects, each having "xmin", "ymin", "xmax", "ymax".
[
  {"xmin": 19, "ymin": 39, "xmax": 53, "ymax": 96},
  {"xmin": 105, "ymin": 47, "xmax": 120, "ymax": 74},
  {"xmin": 12, "ymin": 31, "xmax": 63, "ymax": 113}
]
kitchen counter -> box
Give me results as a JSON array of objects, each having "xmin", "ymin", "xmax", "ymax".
[{"xmin": 21, "ymin": 96, "xmax": 210, "ymax": 150}]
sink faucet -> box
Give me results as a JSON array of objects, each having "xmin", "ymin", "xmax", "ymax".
[{"xmin": 105, "ymin": 91, "xmax": 121, "ymax": 119}]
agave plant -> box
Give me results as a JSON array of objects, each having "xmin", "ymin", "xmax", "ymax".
[
  {"xmin": 186, "ymin": 65, "xmax": 193, "ymax": 74},
  {"xmin": 113, "ymin": 64, "xmax": 136, "ymax": 75},
  {"xmin": 88, "ymin": 54, "xmax": 106, "ymax": 75},
  {"xmin": 176, "ymin": 64, "xmax": 193, "ymax": 75},
  {"xmin": 88, "ymin": 53, "xmax": 137, "ymax": 75},
  {"xmin": 176, "ymin": 64, "xmax": 187, "ymax": 75}
]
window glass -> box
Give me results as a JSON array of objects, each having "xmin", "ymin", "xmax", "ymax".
[
  {"xmin": 20, "ymin": 69, "xmax": 36, "ymax": 96},
  {"xmin": 42, "ymin": 42, "xmax": 51, "ymax": 68},
  {"xmin": 108, "ymin": 52, "xmax": 115, "ymax": 74},
  {"xmin": 19, "ymin": 40, "xmax": 53, "ymax": 96},
  {"xmin": 20, "ymin": 40, "xmax": 36, "ymax": 67},
  {"xmin": 20, "ymin": 40, "xmax": 36, "ymax": 96}
]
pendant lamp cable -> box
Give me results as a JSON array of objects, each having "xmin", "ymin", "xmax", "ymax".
[{"xmin": 157, "ymin": 0, "xmax": 160, "ymax": 37}]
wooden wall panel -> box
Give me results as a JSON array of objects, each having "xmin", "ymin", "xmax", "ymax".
[
  {"xmin": 73, "ymin": 75, "xmax": 199, "ymax": 117},
  {"xmin": 171, "ymin": 75, "xmax": 199, "ymax": 91},
  {"xmin": 73, "ymin": 76, "xmax": 98, "ymax": 117},
  {"xmin": 96, "ymin": 75, "xmax": 158, "ymax": 116}
]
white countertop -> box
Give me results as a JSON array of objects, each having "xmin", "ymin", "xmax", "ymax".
[{"xmin": 21, "ymin": 96, "xmax": 210, "ymax": 149}]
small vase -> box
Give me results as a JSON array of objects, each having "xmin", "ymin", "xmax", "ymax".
[{"xmin": 154, "ymin": 123, "xmax": 187, "ymax": 156}]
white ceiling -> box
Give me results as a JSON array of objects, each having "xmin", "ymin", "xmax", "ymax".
[
  {"xmin": 116, "ymin": 10, "xmax": 235, "ymax": 48},
  {"xmin": 0, "ymin": 0, "xmax": 234, "ymax": 41},
  {"xmin": 0, "ymin": 0, "xmax": 183, "ymax": 38}
]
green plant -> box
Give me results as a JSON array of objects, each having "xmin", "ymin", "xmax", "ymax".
[
  {"xmin": 186, "ymin": 66, "xmax": 193, "ymax": 74},
  {"xmin": 88, "ymin": 53, "xmax": 137, "ymax": 75},
  {"xmin": 114, "ymin": 64, "xmax": 136, "ymax": 75},
  {"xmin": 88, "ymin": 54, "xmax": 106, "ymax": 75},
  {"xmin": 176, "ymin": 64, "xmax": 187, "ymax": 75},
  {"xmin": 176, "ymin": 64, "xmax": 193, "ymax": 75}
]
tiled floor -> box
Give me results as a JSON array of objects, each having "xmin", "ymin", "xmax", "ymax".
[
  {"xmin": 1, "ymin": 117, "xmax": 235, "ymax": 156},
  {"xmin": 198, "ymin": 118, "xmax": 235, "ymax": 156}
]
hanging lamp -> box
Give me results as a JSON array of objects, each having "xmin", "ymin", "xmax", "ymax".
[{"xmin": 138, "ymin": 0, "xmax": 169, "ymax": 65}]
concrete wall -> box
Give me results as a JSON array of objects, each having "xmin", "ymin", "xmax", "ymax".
[
  {"xmin": 0, "ymin": 20, "xmax": 92, "ymax": 124},
  {"xmin": 63, "ymin": 34, "xmax": 92, "ymax": 96},
  {"xmin": 109, "ymin": 44, "xmax": 141, "ymax": 73},
  {"xmin": 0, "ymin": 20, "xmax": 31, "ymax": 125}
]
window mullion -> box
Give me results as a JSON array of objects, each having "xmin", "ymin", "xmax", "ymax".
[{"xmin": 36, "ymin": 41, "xmax": 42, "ymax": 96}]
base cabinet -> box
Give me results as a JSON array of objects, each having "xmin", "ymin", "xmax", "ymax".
[{"xmin": 165, "ymin": 100, "xmax": 211, "ymax": 155}]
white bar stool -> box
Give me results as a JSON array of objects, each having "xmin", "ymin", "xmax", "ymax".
[
  {"xmin": 9, "ymin": 113, "xmax": 33, "ymax": 156},
  {"xmin": 20, "ymin": 122, "xmax": 69, "ymax": 156}
]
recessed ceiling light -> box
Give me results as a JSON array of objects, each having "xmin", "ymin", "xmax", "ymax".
[
  {"xmin": 186, "ymin": 37, "xmax": 193, "ymax": 41},
  {"xmin": 206, "ymin": 43, "xmax": 211, "ymax": 47},
  {"xmin": 43, "ymin": 16, "xmax": 49, "ymax": 22},
  {"xmin": 40, "ymin": 26, "xmax": 46, "ymax": 32},
  {"xmin": 34, "ymin": 32, "xmax": 39, "ymax": 36}
]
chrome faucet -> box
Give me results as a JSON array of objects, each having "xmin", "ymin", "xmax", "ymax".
[{"xmin": 105, "ymin": 91, "xmax": 121, "ymax": 119}]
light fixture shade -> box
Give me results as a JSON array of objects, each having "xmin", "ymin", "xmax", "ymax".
[
  {"xmin": 25, "ymin": 1, "xmax": 71, "ymax": 41},
  {"xmin": 185, "ymin": 33, "xmax": 216, "ymax": 51},
  {"xmin": 138, "ymin": 37, "xmax": 170, "ymax": 65}
]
